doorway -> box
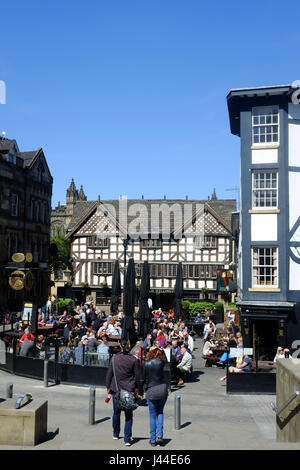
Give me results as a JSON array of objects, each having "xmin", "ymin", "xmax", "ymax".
[{"xmin": 249, "ymin": 319, "xmax": 279, "ymax": 361}]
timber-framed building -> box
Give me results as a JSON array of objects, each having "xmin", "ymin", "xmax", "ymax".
[{"xmin": 64, "ymin": 194, "xmax": 236, "ymax": 310}]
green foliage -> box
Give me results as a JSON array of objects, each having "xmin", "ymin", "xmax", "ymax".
[
  {"xmin": 181, "ymin": 300, "xmax": 190, "ymax": 310},
  {"xmin": 214, "ymin": 301, "xmax": 224, "ymax": 311},
  {"xmin": 56, "ymin": 298, "xmax": 74, "ymax": 313},
  {"xmin": 49, "ymin": 233, "xmax": 72, "ymax": 279},
  {"xmin": 228, "ymin": 302, "xmax": 236, "ymax": 308},
  {"xmin": 181, "ymin": 300, "xmax": 214, "ymax": 318}
]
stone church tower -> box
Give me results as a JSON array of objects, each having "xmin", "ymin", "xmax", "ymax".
[{"xmin": 51, "ymin": 179, "xmax": 87, "ymax": 234}]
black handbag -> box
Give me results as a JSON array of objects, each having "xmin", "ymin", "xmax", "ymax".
[{"xmin": 112, "ymin": 356, "xmax": 138, "ymax": 411}]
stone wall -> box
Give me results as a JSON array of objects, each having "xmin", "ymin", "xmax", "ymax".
[{"xmin": 276, "ymin": 358, "xmax": 300, "ymax": 442}]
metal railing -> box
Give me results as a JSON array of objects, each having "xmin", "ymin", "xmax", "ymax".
[{"xmin": 270, "ymin": 390, "xmax": 300, "ymax": 418}]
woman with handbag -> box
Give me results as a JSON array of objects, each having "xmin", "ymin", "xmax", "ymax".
[
  {"xmin": 142, "ymin": 348, "xmax": 169, "ymax": 447},
  {"xmin": 106, "ymin": 339, "xmax": 143, "ymax": 446}
]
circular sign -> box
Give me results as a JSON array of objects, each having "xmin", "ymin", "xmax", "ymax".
[
  {"xmin": 25, "ymin": 252, "xmax": 33, "ymax": 263},
  {"xmin": 9, "ymin": 270, "xmax": 25, "ymax": 290},
  {"xmin": 12, "ymin": 253, "xmax": 25, "ymax": 263}
]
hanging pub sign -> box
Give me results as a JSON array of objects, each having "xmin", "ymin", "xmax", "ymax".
[{"xmin": 217, "ymin": 269, "xmax": 236, "ymax": 293}]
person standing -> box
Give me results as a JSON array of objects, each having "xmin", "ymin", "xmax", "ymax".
[
  {"xmin": 46, "ymin": 296, "xmax": 52, "ymax": 319},
  {"xmin": 106, "ymin": 339, "xmax": 143, "ymax": 446},
  {"xmin": 142, "ymin": 348, "xmax": 169, "ymax": 447}
]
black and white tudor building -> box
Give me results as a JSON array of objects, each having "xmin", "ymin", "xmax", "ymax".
[
  {"xmin": 65, "ymin": 197, "xmax": 236, "ymax": 310},
  {"xmin": 227, "ymin": 83, "xmax": 300, "ymax": 357}
]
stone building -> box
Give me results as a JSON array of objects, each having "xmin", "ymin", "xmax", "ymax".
[
  {"xmin": 50, "ymin": 179, "xmax": 93, "ymax": 297},
  {"xmin": 51, "ymin": 179, "xmax": 89, "ymax": 235},
  {"xmin": 0, "ymin": 137, "xmax": 53, "ymax": 312}
]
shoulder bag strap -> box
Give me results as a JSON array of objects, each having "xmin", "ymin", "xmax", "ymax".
[{"xmin": 112, "ymin": 355, "xmax": 119, "ymax": 392}]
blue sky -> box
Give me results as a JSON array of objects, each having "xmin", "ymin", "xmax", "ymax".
[{"xmin": 1, "ymin": 0, "xmax": 300, "ymax": 208}]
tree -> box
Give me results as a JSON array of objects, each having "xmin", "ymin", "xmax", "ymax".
[{"xmin": 49, "ymin": 233, "xmax": 72, "ymax": 280}]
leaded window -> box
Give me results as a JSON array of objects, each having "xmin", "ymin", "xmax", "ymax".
[
  {"xmin": 252, "ymin": 171, "xmax": 278, "ymax": 208},
  {"xmin": 252, "ymin": 247, "xmax": 278, "ymax": 287},
  {"xmin": 88, "ymin": 236, "xmax": 110, "ymax": 249},
  {"xmin": 252, "ymin": 107, "xmax": 279, "ymax": 145},
  {"xmin": 93, "ymin": 262, "xmax": 112, "ymax": 275}
]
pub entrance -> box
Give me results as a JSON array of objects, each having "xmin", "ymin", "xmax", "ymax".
[{"xmin": 248, "ymin": 318, "xmax": 279, "ymax": 362}]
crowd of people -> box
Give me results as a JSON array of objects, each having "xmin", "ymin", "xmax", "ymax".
[
  {"xmin": 3, "ymin": 298, "xmax": 293, "ymax": 447},
  {"xmin": 8, "ymin": 299, "xmax": 198, "ymax": 385},
  {"xmin": 5, "ymin": 298, "xmax": 202, "ymax": 447}
]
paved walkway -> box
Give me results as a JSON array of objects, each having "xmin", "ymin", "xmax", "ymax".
[{"xmin": 0, "ymin": 336, "xmax": 299, "ymax": 450}]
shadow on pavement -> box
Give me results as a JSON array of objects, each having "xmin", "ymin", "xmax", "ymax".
[
  {"xmin": 95, "ymin": 416, "xmax": 111, "ymax": 425},
  {"xmin": 39, "ymin": 427, "xmax": 59, "ymax": 444},
  {"xmin": 180, "ymin": 421, "xmax": 191, "ymax": 429}
]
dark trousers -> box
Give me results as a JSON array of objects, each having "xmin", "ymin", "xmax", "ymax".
[
  {"xmin": 112, "ymin": 395, "xmax": 133, "ymax": 443},
  {"xmin": 174, "ymin": 367, "xmax": 185, "ymax": 383}
]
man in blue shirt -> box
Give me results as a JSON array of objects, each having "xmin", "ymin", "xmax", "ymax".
[
  {"xmin": 219, "ymin": 354, "xmax": 252, "ymax": 381},
  {"xmin": 46, "ymin": 315, "xmax": 57, "ymax": 328},
  {"xmin": 194, "ymin": 313, "xmax": 203, "ymax": 324}
]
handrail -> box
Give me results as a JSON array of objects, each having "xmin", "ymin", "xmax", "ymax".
[{"xmin": 270, "ymin": 390, "xmax": 300, "ymax": 417}]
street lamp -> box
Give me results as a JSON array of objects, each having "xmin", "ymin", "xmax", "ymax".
[
  {"xmin": 122, "ymin": 236, "xmax": 130, "ymax": 311},
  {"xmin": 123, "ymin": 236, "xmax": 130, "ymax": 270}
]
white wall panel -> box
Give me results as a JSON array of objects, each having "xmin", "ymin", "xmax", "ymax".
[
  {"xmin": 252, "ymin": 148, "xmax": 278, "ymax": 164},
  {"xmin": 289, "ymin": 257, "xmax": 300, "ymax": 290},
  {"xmin": 288, "ymin": 122, "xmax": 300, "ymax": 167},
  {"xmin": 289, "ymin": 172, "xmax": 300, "ymax": 230},
  {"xmin": 251, "ymin": 214, "xmax": 277, "ymax": 241}
]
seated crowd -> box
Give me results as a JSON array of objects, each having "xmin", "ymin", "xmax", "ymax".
[{"xmin": 9, "ymin": 301, "xmax": 197, "ymax": 386}]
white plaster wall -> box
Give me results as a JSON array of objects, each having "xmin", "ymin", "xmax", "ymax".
[
  {"xmin": 288, "ymin": 122, "xmax": 300, "ymax": 167},
  {"xmin": 251, "ymin": 214, "xmax": 277, "ymax": 241},
  {"xmin": 289, "ymin": 172, "xmax": 300, "ymax": 230},
  {"xmin": 252, "ymin": 148, "xmax": 278, "ymax": 164},
  {"xmin": 87, "ymin": 262, "xmax": 91, "ymax": 282},
  {"xmin": 289, "ymin": 257, "xmax": 300, "ymax": 290}
]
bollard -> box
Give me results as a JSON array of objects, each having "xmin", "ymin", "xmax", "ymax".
[
  {"xmin": 89, "ymin": 386, "xmax": 96, "ymax": 425},
  {"xmin": 44, "ymin": 360, "xmax": 49, "ymax": 388},
  {"xmin": 174, "ymin": 394, "xmax": 181, "ymax": 430},
  {"xmin": 6, "ymin": 383, "xmax": 13, "ymax": 398}
]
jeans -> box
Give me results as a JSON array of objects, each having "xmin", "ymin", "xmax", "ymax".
[
  {"xmin": 147, "ymin": 397, "xmax": 167, "ymax": 443},
  {"xmin": 112, "ymin": 395, "xmax": 133, "ymax": 443}
]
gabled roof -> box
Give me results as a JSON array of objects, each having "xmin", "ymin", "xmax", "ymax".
[
  {"xmin": 67, "ymin": 201, "xmax": 100, "ymax": 233},
  {"xmin": 18, "ymin": 150, "xmax": 39, "ymax": 167},
  {"xmin": 65, "ymin": 198, "xmax": 236, "ymax": 240},
  {"xmin": 0, "ymin": 138, "xmax": 17, "ymax": 152},
  {"xmin": 19, "ymin": 148, "xmax": 53, "ymax": 180}
]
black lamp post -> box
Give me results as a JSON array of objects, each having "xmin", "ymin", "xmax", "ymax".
[
  {"xmin": 122, "ymin": 237, "xmax": 130, "ymax": 310},
  {"xmin": 123, "ymin": 237, "xmax": 130, "ymax": 270}
]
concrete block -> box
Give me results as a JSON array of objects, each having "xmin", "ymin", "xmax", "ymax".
[
  {"xmin": 276, "ymin": 359, "xmax": 300, "ymax": 442},
  {"xmin": 0, "ymin": 398, "xmax": 48, "ymax": 446}
]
